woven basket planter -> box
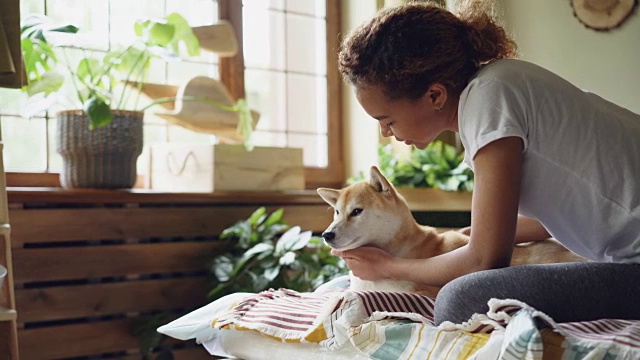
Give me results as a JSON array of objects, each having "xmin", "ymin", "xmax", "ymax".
[{"xmin": 56, "ymin": 110, "xmax": 144, "ymax": 189}]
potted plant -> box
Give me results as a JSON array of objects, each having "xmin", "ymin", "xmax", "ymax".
[
  {"xmin": 349, "ymin": 141, "xmax": 474, "ymax": 211},
  {"xmin": 20, "ymin": 14, "xmax": 253, "ymax": 189}
]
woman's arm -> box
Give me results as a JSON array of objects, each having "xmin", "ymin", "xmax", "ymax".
[
  {"xmin": 333, "ymin": 137, "xmax": 525, "ymax": 287},
  {"xmin": 458, "ymin": 215, "xmax": 551, "ymax": 244}
]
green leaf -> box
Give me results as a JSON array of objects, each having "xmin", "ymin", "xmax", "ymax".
[
  {"xmin": 248, "ymin": 207, "xmax": 266, "ymax": 225},
  {"xmin": 264, "ymin": 208, "xmax": 284, "ymax": 227},
  {"xmin": 165, "ymin": 13, "xmax": 200, "ymax": 57},
  {"xmin": 25, "ymin": 71, "xmax": 64, "ymax": 96},
  {"xmin": 263, "ymin": 265, "xmax": 281, "ymax": 281},
  {"xmin": 279, "ymin": 251, "xmax": 297, "ymax": 266},
  {"xmin": 234, "ymin": 98, "xmax": 255, "ymax": 151},
  {"xmin": 251, "ymin": 274, "xmax": 270, "ymax": 292},
  {"xmin": 108, "ymin": 47, "xmax": 150, "ymax": 81},
  {"xmin": 84, "ymin": 97, "xmax": 113, "ymax": 129},
  {"xmin": 275, "ymin": 226, "xmax": 304, "ymax": 254},
  {"xmin": 148, "ymin": 22, "xmax": 175, "ymax": 47},
  {"xmin": 76, "ymin": 58, "xmax": 100, "ymax": 82},
  {"xmin": 135, "ymin": 19, "xmax": 174, "ymax": 47},
  {"xmin": 241, "ymin": 243, "xmax": 274, "ymax": 262},
  {"xmin": 212, "ymin": 256, "xmax": 233, "ymax": 282}
]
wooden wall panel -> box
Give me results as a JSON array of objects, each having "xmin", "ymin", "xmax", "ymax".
[
  {"xmin": 19, "ymin": 319, "xmax": 139, "ymax": 359},
  {"xmin": 16, "ymin": 278, "xmax": 208, "ymax": 323},
  {"xmin": 13, "ymin": 242, "xmax": 222, "ymax": 283},
  {"xmin": 11, "ymin": 204, "xmax": 331, "ymax": 246}
]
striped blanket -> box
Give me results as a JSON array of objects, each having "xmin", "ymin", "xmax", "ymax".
[{"xmin": 212, "ymin": 288, "xmax": 640, "ymax": 359}]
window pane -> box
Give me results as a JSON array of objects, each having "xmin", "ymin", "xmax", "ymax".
[
  {"xmin": 286, "ymin": 14, "xmax": 326, "ymax": 75},
  {"xmin": 21, "ymin": 0, "xmax": 45, "ymax": 17},
  {"xmin": 2, "ymin": 116, "xmax": 48, "ymax": 171},
  {"xmin": 251, "ymin": 130, "xmax": 287, "ymax": 147},
  {"xmin": 243, "ymin": 0, "xmax": 329, "ymax": 169},
  {"xmin": 288, "ymin": 133, "xmax": 327, "ymax": 168},
  {"xmin": 243, "ymin": 7, "xmax": 286, "ymax": 71},
  {"xmin": 0, "ymin": 89, "xmax": 27, "ymax": 116},
  {"xmin": 243, "ymin": 0, "xmax": 285, "ymax": 11},
  {"xmin": 285, "ymin": 0, "xmax": 325, "ymax": 17},
  {"xmin": 246, "ymin": 69, "xmax": 287, "ymax": 132},
  {"xmin": 46, "ymin": 0, "xmax": 109, "ymax": 51},
  {"xmin": 286, "ymin": 73, "xmax": 327, "ymax": 134},
  {"xmin": 166, "ymin": 0, "xmax": 219, "ymax": 26},
  {"xmin": 109, "ymin": 0, "xmax": 165, "ymax": 47}
]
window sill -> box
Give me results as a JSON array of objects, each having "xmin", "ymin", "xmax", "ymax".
[{"xmin": 7, "ymin": 187, "xmax": 325, "ymax": 205}]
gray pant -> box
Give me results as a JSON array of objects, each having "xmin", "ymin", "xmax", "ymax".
[{"xmin": 434, "ymin": 262, "xmax": 640, "ymax": 325}]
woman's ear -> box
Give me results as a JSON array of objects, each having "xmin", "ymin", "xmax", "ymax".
[{"xmin": 427, "ymin": 83, "xmax": 448, "ymax": 110}]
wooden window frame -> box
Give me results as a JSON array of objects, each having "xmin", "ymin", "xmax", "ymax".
[
  {"xmin": 7, "ymin": 0, "xmax": 344, "ymax": 190},
  {"xmin": 218, "ymin": 0, "xmax": 344, "ymax": 190}
]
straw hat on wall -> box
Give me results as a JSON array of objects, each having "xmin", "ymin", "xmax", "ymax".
[{"xmin": 571, "ymin": 0, "xmax": 638, "ymax": 31}]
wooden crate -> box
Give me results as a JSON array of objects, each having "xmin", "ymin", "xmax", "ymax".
[{"xmin": 150, "ymin": 144, "xmax": 305, "ymax": 192}]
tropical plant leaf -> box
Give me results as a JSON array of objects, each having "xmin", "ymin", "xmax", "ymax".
[
  {"xmin": 278, "ymin": 228, "xmax": 312, "ymax": 254},
  {"xmin": 208, "ymin": 208, "xmax": 349, "ymax": 300},
  {"xmin": 248, "ymin": 207, "xmax": 266, "ymax": 225},
  {"xmin": 84, "ymin": 96, "xmax": 113, "ymax": 129},
  {"xmin": 24, "ymin": 70, "xmax": 63, "ymax": 96},
  {"xmin": 212, "ymin": 255, "xmax": 234, "ymax": 282},
  {"xmin": 264, "ymin": 208, "xmax": 284, "ymax": 227},
  {"xmin": 165, "ymin": 13, "xmax": 201, "ymax": 57},
  {"xmin": 279, "ymin": 251, "xmax": 297, "ymax": 266}
]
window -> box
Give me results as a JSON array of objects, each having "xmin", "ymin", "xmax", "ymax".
[
  {"xmin": 2, "ymin": 0, "xmax": 343, "ymax": 189},
  {"xmin": 220, "ymin": 0, "xmax": 343, "ymax": 189}
]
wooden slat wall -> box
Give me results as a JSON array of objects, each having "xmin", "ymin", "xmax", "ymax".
[{"xmin": 9, "ymin": 196, "xmax": 332, "ymax": 359}]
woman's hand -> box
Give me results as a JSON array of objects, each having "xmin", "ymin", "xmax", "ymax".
[{"xmin": 331, "ymin": 246, "xmax": 395, "ymax": 281}]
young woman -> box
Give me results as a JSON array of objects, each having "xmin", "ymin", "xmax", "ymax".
[{"xmin": 333, "ymin": 1, "xmax": 640, "ymax": 325}]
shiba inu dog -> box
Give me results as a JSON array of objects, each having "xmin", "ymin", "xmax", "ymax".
[{"xmin": 317, "ymin": 166, "xmax": 587, "ymax": 297}]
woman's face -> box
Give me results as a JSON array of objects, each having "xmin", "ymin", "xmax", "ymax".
[{"xmin": 355, "ymin": 84, "xmax": 458, "ymax": 149}]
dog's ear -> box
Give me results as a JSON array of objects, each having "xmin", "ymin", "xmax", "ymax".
[
  {"xmin": 369, "ymin": 166, "xmax": 394, "ymax": 194},
  {"xmin": 317, "ymin": 188, "xmax": 340, "ymax": 207}
]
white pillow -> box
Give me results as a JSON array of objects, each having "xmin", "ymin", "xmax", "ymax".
[
  {"xmin": 201, "ymin": 327, "xmax": 370, "ymax": 360},
  {"xmin": 157, "ymin": 292, "xmax": 252, "ymax": 342}
]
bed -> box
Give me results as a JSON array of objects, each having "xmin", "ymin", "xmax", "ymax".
[{"xmin": 158, "ymin": 276, "xmax": 640, "ymax": 359}]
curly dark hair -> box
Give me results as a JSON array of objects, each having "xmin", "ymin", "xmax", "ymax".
[{"xmin": 338, "ymin": 0, "xmax": 518, "ymax": 100}]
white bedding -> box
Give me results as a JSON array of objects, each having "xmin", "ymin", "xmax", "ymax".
[{"xmin": 159, "ymin": 286, "xmax": 640, "ymax": 360}]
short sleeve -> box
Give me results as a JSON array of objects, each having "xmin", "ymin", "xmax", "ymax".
[{"xmin": 458, "ymin": 77, "xmax": 529, "ymax": 170}]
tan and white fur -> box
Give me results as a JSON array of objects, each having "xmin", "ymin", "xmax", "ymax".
[{"xmin": 317, "ymin": 166, "xmax": 587, "ymax": 297}]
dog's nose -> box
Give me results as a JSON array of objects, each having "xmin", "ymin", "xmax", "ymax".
[{"xmin": 322, "ymin": 231, "xmax": 335, "ymax": 242}]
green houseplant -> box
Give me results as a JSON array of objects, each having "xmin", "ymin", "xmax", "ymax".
[
  {"xmin": 20, "ymin": 14, "xmax": 253, "ymax": 189},
  {"xmin": 209, "ymin": 206, "xmax": 348, "ymax": 298},
  {"xmin": 350, "ymin": 141, "xmax": 474, "ymax": 192}
]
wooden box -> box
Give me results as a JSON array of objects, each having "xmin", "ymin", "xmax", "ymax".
[{"xmin": 150, "ymin": 144, "xmax": 305, "ymax": 192}]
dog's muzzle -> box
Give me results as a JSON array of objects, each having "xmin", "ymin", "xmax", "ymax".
[{"xmin": 322, "ymin": 231, "xmax": 336, "ymax": 243}]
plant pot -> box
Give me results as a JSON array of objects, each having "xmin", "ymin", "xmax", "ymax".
[
  {"xmin": 396, "ymin": 187, "xmax": 472, "ymax": 212},
  {"xmin": 56, "ymin": 110, "xmax": 144, "ymax": 189}
]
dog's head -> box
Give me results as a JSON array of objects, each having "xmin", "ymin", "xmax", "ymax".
[{"xmin": 317, "ymin": 166, "xmax": 413, "ymax": 251}]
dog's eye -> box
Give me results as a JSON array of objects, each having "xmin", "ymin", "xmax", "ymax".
[
  {"xmin": 350, "ymin": 208, "xmax": 363, "ymax": 217},
  {"xmin": 335, "ymin": 209, "xmax": 339, "ymax": 215}
]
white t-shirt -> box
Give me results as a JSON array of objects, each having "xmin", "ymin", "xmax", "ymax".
[{"xmin": 458, "ymin": 59, "xmax": 640, "ymax": 263}]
